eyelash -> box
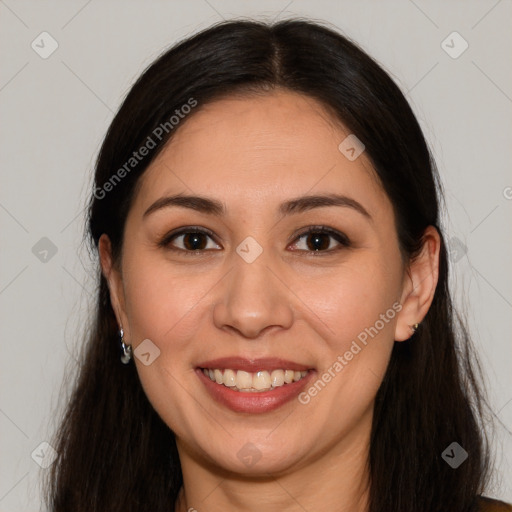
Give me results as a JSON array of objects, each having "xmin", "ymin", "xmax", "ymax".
[{"xmin": 158, "ymin": 225, "xmax": 351, "ymax": 256}]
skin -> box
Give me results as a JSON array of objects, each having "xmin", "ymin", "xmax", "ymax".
[{"xmin": 99, "ymin": 89, "xmax": 440, "ymax": 512}]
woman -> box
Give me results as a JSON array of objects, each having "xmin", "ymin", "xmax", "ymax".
[{"xmin": 45, "ymin": 18, "xmax": 511, "ymax": 512}]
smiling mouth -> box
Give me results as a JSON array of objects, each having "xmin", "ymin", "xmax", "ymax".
[{"xmin": 200, "ymin": 368, "xmax": 309, "ymax": 392}]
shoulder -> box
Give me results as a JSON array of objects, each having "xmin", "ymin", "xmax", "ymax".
[{"xmin": 476, "ymin": 496, "xmax": 512, "ymax": 512}]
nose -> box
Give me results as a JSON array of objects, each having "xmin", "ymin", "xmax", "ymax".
[{"xmin": 213, "ymin": 251, "xmax": 294, "ymax": 339}]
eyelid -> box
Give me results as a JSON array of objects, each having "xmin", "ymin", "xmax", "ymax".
[
  {"xmin": 158, "ymin": 226, "xmax": 220, "ymax": 254},
  {"xmin": 292, "ymin": 225, "xmax": 349, "ymax": 241},
  {"xmin": 290, "ymin": 225, "xmax": 351, "ymax": 252},
  {"xmin": 159, "ymin": 225, "xmax": 350, "ymax": 255}
]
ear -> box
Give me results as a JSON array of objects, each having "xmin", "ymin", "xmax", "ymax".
[
  {"xmin": 394, "ymin": 225, "xmax": 441, "ymax": 342},
  {"xmin": 98, "ymin": 234, "xmax": 130, "ymax": 340}
]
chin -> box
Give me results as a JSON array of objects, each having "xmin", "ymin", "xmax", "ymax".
[{"xmin": 199, "ymin": 438, "xmax": 309, "ymax": 477}]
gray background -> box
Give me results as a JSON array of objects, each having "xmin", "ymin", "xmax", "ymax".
[{"xmin": 0, "ymin": 0, "xmax": 511, "ymax": 509}]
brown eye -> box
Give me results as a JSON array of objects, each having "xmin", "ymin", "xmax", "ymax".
[
  {"xmin": 158, "ymin": 225, "xmax": 350, "ymax": 256},
  {"xmin": 178, "ymin": 232, "xmax": 209, "ymax": 251},
  {"xmin": 159, "ymin": 227, "xmax": 221, "ymax": 255},
  {"xmin": 290, "ymin": 226, "xmax": 351, "ymax": 253}
]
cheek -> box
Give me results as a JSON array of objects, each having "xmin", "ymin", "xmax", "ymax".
[
  {"xmin": 122, "ymin": 248, "xmax": 209, "ymax": 345},
  {"xmin": 298, "ymin": 256, "xmax": 401, "ymax": 417},
  {"xmin": 297, "ymin": 256, "xmax": 401, "ymax": 351},
  {"xmin": 119, "ymin": 250, "xmax": 210, "ymax": 433}
]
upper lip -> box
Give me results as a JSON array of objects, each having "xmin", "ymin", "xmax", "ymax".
[{"xmin": 196, "ymin": 357, "xmax": 312, "ymax": 372}]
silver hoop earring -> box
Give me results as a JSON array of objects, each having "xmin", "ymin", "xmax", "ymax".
[{"xmin": 119, "ymin": 327, "xmax": 132, "ymax": 364}]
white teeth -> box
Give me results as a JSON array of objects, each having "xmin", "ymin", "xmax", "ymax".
[
  {"xmin": 236, "ymin": 370, "xmax": 253, "ymax": 390},
  {"xmin": 214, "ymin": 369, "xmax": 223, "ymax": 385},
  {"xmin": 253, "ymin": 371, "xmax": 271, "ymax": 391},
  {"xmin": 223, "ymin": 368, "xmax": 236, "ymax": 387},
  {"xmin": 270, "ymin": 369, "xmax": 284, "ymax": 387},
  {"xmin": 202, "ymin": 368, "xmax": 309, "ymax": 392}
]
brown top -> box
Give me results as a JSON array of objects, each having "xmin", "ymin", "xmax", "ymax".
[{"xmin": 478, "ymin": 496, "xmax": 512, "ymax": 511}]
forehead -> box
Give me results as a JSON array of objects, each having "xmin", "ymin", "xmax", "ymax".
[{"xmin": 134, "ymin": 90, "xmax": 390, "ymax": 220}]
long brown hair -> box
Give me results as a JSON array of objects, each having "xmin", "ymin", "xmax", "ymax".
[{"xmin": 45, "ymin": 18, "xmax": 493, "ymax": 511}]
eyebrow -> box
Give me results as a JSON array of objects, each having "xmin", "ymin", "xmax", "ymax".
[{"xmin": 143, "ymin": 193, "xmax": 373, "ymax": 222}]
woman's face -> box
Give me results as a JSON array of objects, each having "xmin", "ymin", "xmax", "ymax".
[{"xmin": 102, "ymin": 89, "xmax": 415, "ymax": 475}]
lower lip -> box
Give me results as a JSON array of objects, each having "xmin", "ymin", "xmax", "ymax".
[{"xmin": 196, "ymin": 368, "xmax": 315, "ymax": 414}]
